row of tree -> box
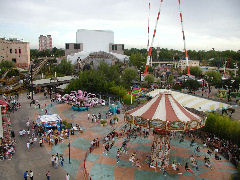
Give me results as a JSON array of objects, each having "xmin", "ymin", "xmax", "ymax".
[
  {"xmin": 125, "ymin": 48, "xmax": 240, "ymax": 69},
  {"xmin": 203, "ymin": 113, "xmax": 240, "ymax": 146},
  {"xmin": 30, "ymin": 47, "xmax": 65, "ymax": 59},
  {"xmin": 65, "ymin": 61, "xmax": 139, "ymax": 104}
]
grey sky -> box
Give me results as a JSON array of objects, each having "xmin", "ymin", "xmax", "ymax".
[{"xmin": 0, "ymin": 0, "xmax": 239, "ymax": 50}]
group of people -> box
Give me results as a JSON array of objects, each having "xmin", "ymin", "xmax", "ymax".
[
  {"xmin": 0, "ymin": 96, "xmax": 16, "ymax": 160},
  {"xmin": 188, "ymin": 130, "xmax": 240, "ymax": 167},
  {"xmin": 50, "ymin": 153, "xmax": 64, "ymax": 168}
]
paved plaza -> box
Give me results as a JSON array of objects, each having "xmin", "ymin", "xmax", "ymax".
[
  {"xmin": 0, "ymin": 92, "xmax": 238, "ymax": 180},
  {"xmin": 45, "ymin": 100, "xmax": 238, "ymax": 180}
]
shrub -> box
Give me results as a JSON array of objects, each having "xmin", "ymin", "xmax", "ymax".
[{"xmin": 62, "ymin": 120, "xmax": 71, "ymax": 129}]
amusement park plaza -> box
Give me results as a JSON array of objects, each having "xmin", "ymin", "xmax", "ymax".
[{"xmin": 1, "ymin": 0, "xmax": 240, "ymax": 180}]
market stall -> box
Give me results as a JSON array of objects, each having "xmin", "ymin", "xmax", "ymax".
[{"xmin": 36, "ymin": 114, "xmax": 62, "ymax": 131}]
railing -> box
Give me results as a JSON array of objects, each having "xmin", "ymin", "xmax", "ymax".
[{"xmin": 83, "ymin": 147, "xmax": 91, "ymax": 180}]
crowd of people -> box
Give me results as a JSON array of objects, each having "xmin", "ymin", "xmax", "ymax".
[
  {"xmin": 0, "ymin": 95, "xmax": 18, "ymax": 160},
  {"xmin": 189, "ymin": 130, "xmax": 240, "ymax": 167}
]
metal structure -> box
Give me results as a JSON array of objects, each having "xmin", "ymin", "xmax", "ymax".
[{"xmin": 144, "ymin": 0, "xmax": 190, "ymax": 75}]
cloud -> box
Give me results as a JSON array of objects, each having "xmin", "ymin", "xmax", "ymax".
[{"xmin": 0, "ymin": 0, "xmax": 239, "ymax": 50}]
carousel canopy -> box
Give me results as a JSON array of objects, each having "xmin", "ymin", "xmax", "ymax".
[
  {"xmin": 148, "ymin": 89, "xmax": 232, "ymax": 112},
  {"xmin": 125, "ymin": 92, "xmax": 206, "ymax": 132}
]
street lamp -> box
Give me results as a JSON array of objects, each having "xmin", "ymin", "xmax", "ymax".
[
  {"xmin": 30, "ymin": 61, "xmax": 34, "ymax": 101},
  {"xmin": 68, "ymin": 139, "xmax": 71, "ymax": 164}
]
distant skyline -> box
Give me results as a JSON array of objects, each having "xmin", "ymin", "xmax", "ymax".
[{"xmin": 0, "ymin": 0, "xmax": 239, "ymax": 51}]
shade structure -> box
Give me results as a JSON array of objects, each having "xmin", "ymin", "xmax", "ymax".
[{"xmin": 125, "ymin": 92, "xmax": 206, "ymax": 133}]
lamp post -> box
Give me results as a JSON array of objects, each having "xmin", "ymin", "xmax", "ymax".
[
  {"xmin": 68, "ymin": 139, "xmax": 71, "ymax": 164},
  {"xmin": 30, "ymin": 61, "xmax": 34, "ymax": 101}
]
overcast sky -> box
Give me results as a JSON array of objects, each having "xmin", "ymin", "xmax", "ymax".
[{"xmin": 0, "ymin": 0, "xmax": 239, "ymax": 51}]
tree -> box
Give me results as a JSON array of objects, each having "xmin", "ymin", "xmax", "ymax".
[
  {"xmin": 144, "ymin": 74, "xmax": 154, "ymax": 86},
  {"xmin": 183, "ymin": 80, "xmax": 201, "ymax": 92},
  {"xmin": 55, "ymin": 59, "xmax": 74, "ymax": 76},
  {"xmin": 0, "ymin": 60, "xmax": 15, "ymax": 77},
  {"xmin": 183, "ymin": 66, "xmax": 202, "ymax": 77},
  {"xmin": 204, "ymin": 71, "xmax": 222, "ymax": 87},
  {"xmin": 129, "ymin": 53, "xmax": 146, "ymax": 71},
  {"xmin": 98, "ymin": 61, "xmax": 120, "ymax": 84},
  {"xmin": 122, "ymin": 68, "xmax": 138, "ymax": 88}
]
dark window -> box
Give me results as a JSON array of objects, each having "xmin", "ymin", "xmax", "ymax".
[
  {"xmin": 122, "ymin": 45, "xmax": 124, "ymax": 50},
  {"xmin": 65, "ymin": 44, "xmax": 69, "ymax": 49},
  {"xmin": 112, "ymin": 45, "xmax": 114, "ymax": 50},
  {"xmin": 15, "ymin": 49, "xmax": 17, "ymax": 54},
  {"xmin": 10, "ymin": 49, "xmax": 12, "ymax": 53},
  {"xmin": 12, "ymin": 58, "xmax": 16, "ymax": 63},
  {"xmin": 115, "ymin": 45, "xmax": 117, "ymax": 50},
  {"xmin": 74, "ymin": 44, "xmax": 80, "ymax": 49},
  {"xmin": 19, "ymin": 49, "xmax": 21, "ymax": 54}
]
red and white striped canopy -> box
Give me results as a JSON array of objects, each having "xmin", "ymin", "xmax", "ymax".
[{"xmin": 125, "ymin": 93, "xmax": 205, "ymax": 131}]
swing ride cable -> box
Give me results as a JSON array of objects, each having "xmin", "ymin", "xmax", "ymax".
[
  {"xmin": 144, "ymin": 0, "xmax": 164, "ymax": 75},
  {"xmin": 177, "ymin": 0, "xmax": 190, "ymax": 75}
]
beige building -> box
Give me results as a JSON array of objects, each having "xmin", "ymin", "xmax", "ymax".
[
  {"xmin": 65, "ymin": 43, "xmax": 83, "ymax": 57},
  {"xmin": 0, "ymin": 38, "xmax": 30, "ymax": 69},
  {"xmin": 109, "ymin": 44, "xmax": 124, "ymax": 55},
  {"xmin": 39, "ymin": 35, "xmax": 52, "ymax": 51},
  {"xmin": 178, "ymin": 60, "xmax": 200, "ymax": 71}
]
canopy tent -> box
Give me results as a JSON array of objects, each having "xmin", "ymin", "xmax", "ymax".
[
  {"xmin": 36, "ymin": 114, "xmax": 62, "ymax": 131},
  {"xmin": 147, "ymin": 89, "xmax": 232, "ymax": 112}
]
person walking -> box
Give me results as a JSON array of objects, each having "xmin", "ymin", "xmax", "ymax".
[
  {"xmin": 24, "ymin": 171, "xmax": 29, "ymax": 180},
  {"xmin": 29, "ymin": 170, "xmax": 33, "ymax": 180},
  {"xmin": 66, "ymin": 173, "xmax": 70, "ymax": 180},
  {"xmin": 51, "ymin": 155, "xmax": 55, "ymax": 167},
  {"xmin": 46, "ymin": 171, "xmax": 50, "ymax": 180},
  {"xmin": 26, "ymin": 142, "xmax": 30, "ymax": 151}
]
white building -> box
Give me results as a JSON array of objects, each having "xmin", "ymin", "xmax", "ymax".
[{"xmin": 76, "ymin": 29, "xmax": 114, "ymax": 53}]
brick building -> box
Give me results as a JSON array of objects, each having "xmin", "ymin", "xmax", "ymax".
[
  {"xmin": 39, "ymin": 35, "xmax": 52, "ymax": 51},
  {"xmin": 0, "ymin": 38, "xmax": 30, "ymax": 69}
]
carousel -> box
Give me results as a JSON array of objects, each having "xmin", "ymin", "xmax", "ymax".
[{"xmin": 125, "ymin": 91, "xmax": 206, "ymax": 168}]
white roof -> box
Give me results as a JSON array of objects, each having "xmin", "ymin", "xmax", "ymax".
[
  {"xmin": 37, "ymin": 114, "xmax": 62, "ymax": 124},
  {"xmin": 147, "ymin": 89, "xmax": 232, "ymax": 112},
  {"xmin": 33, "ymin": 76, "xmax": 74, "ymax": 85}
]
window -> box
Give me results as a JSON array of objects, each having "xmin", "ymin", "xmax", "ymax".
[
  {"xmin": 122, "ymin": 45, "xmax": 124, "ymax": 50},
  {"xmin": 19, "ymin": 49, "xmax": 21, "ymax": 54},
  {"xmin": 112, "ymin": 45, "xmax": 114, "ymax": 50},
  {"xmin": 65, "ymin": 44, "xmax": 69, "ymax": 49},
  {"xmin": 74, "ymin": 44, "xmax": 80, "ymax": 49},
  {"xmin": 12, "ymin": 58, "xmax": 16, "ymax": 63},
  {"xmin": 115, "ymin": 45, "xmax": 117, "ymax": 50},
  {"xmin": 15, "ymin": 49, "xmax": 17, "ymax": 54},
  {"xmin": 10, "ymin": 49, "xmax": 12, "ymax": 53}
]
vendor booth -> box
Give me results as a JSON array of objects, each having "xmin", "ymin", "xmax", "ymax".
[{"xmin": 37, "ymin": 114, "xmax": 62, "ymax": 131}]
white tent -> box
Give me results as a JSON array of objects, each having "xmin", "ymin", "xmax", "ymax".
[
  {"xmin": 37, "ymin": 114, "xmax": 62, "ymax": 125},
  {"xmin": 147, "ymin": 89, "xmax": 233, "ymax": 112}
]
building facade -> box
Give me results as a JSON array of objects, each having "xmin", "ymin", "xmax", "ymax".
[
  {"xmin": 178, "ymin": 60, "xmax": 200, "ymax": 71},
  {"xmin": 109, "ymin": 44, "xmax": 124, "ymax": 55},
  {"xmin": 0, "ymin": 38, "xmax": 30, "ymax": 69},
  {"xmin": 76, "ymin": 29, "xmax": 114, "ymax": 52},
  {"xmin": 65, "ymin": 43, "xmax": 83, "ymax": 57},
  {"xmin": 39, "ymin": 35, "xmax": 52, "ymax": 51}
]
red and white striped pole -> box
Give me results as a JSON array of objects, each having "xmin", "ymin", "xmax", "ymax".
[
  {"xmin": 178, "ymin": 0, "xmax": 190, "ymax": 75},
  {"xmin": 144, "ymin": 0, "xmax": 163, "ymax": 74},
  {"xmin": 147, "ymin": 0, "xmax": 151, "ymax": 49}
]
